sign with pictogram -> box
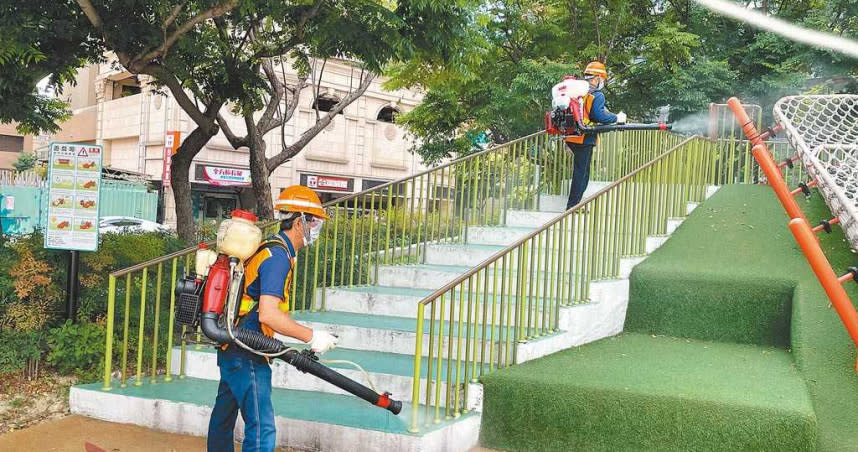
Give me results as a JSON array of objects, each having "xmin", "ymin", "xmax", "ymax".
[
  {"xmin": 45, "ymin": 142, "xmax": 103, "ymax": 252},
  {"xmin": 162, "ymin": 131, "xmax": 181, "ymax": 188}
]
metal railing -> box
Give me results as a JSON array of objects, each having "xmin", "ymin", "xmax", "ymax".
[
  {"xmin": 407, "ymin": 135, "xmax": 753, "ymax": 431},
  {"xmin": 98, "ymin": 129, "xmax": 685, "ymax": 389}
]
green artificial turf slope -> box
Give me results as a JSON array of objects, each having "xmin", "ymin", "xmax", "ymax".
[
  {"xmin": 627, "ymin": 185, "xmax": 858, "ymax": 451},
  {"xmin": 626, "ymin": 186, "xmax": 799, "ymax": 347},
  {"xmin": 480, "ymin": 333, "xmax": 816, "ymax": 452},
  {"xmin": 479, "ymin": 185, "xmax": 858, "ymax": 451}
]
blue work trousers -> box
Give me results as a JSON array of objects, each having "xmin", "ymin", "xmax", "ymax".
[
  {"xmin": 207, "ymin": 350, "xmax": 276, "ymax": 452},
  {"xmin": 566, "ymin": 143, "xmax": 595, "ymax": 209}
]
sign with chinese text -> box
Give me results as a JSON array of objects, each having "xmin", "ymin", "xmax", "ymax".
[
  {"xmin": 202, "ymin": 165, "xmax": 251, "ymax": 186},
  {"xmin": 162, "ymin": 131, "xmax": 181, "ymax": 188},
  {"xmin": 45, "ymin": 143, "xmax": 103, "ymax": 251},
  {"xmin": 303, "ymin": 174, "xmax": 352, "ymax": 192}
]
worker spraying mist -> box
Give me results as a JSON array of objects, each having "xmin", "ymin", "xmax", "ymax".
[
  {"xmin": 207, "ymin": 186, "xmax": 339, "ymax": 452},
  {"xmin": 563, "ymin": 61, "xmax": 627, "ymax": 209}
]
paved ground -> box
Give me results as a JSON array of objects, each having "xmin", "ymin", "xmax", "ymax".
[{"xmin": 0, "ymin": 415, "xmax": 294, "ymax": 452}]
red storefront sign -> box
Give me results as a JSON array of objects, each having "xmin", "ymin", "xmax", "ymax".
[
  {"xmin": 162, "ymin": 131, "xmax": 181, "ymax": 188},
  {"xmin": 306, "ymin": 175, "xmax": 350, "ymax": 192}
]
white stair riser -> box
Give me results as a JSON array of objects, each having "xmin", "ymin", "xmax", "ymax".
[
  {"xmin": 280, "ymin": 322, "xmax": 501, "ymax": 359},
  {"xmin": 378, "ymin": 265, "xmax": 606, "ymax": 293},
  {"xmin": 538, "ymin": 182, "xmax": 612, "ymax": 212},
  {"xmin": 70, "ymin": 387, "xmax": 481, "ymax": 452},
  {"xmin": 504, "ymin": 210, "xmax": 562, "ymax": 228},
  {"xmin": 325, "ymin": 289, "xmax": 553, "ymax": 321},
  {"xmin": 171, "ymin": 348, "xmax": 474, "ymax": 407},
  {"xmin": 424, "ymin": 244, "xmax": 591, "ymax": 268}
]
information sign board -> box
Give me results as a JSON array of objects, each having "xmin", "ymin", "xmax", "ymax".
[{"xmin": 44, "ymin": 143, "xmax": 103, "ymax": 251}]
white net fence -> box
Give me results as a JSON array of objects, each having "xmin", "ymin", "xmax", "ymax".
[{"xmin": 774, "ymin": 95, "xmax": 858, "ymax": 251}]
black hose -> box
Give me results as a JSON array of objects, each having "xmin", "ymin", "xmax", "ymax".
[
  {"xmin": 583, "ymin": 123, "xmax": 672, "ymax": 133},
  {"xmin": 199, "ymin": 313, "xmax": 402, "ymax": 415}
]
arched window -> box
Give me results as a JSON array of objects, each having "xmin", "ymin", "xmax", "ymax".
[
  {"xmin": 376, "ymin": 106, "xmax": 400, "ymax": 123},
  {"xmin": 312, "ymin": 96, "xmax": 342, "ymax": 114}
]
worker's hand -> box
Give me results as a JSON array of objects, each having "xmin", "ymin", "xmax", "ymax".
[
  {"xmin": 616, "ymin": 111, "xmax": 627, "ymax": 124},
  {"xmin": 308, "ymin": 330, "xmax": 339, "ymax": 354}
]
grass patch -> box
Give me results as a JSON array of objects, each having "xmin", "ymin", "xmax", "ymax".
[
  {"xmin": 480, "ymin": 333, "xmax": 816, "ymax": 452},
  {"xmin": 479, "ymin": 185, "xmax": 858, "ymax": 451}
]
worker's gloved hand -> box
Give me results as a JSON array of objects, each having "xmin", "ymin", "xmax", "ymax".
[
  {"xmin": 616, "ymin": 111, "xmax": 627, "ymax": 124},
  {"xmin": 308, "ymin": 330, "xmax": 339, "ymax": 354}
]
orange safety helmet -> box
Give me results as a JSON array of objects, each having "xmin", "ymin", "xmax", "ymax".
[
  {"xmin": 274, "ymin": 185, "xmax": 330, "ymax": 220},
  {"xmin": 584, "ymin": 61, "xmax": 608, "ymax": 79}
]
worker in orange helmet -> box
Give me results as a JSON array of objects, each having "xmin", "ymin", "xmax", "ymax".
[
  {"xmin": 564, "ymin": 61, "xmax": 627, "ymax": 209},
  {"xmin": 207, "ymin": 185, "xmax": 337, "ymax": 452}
]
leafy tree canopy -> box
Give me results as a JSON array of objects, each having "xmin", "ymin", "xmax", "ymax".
[{"xmin": 395, "ymin": 0, "xmax": 858, "ymax": 163}]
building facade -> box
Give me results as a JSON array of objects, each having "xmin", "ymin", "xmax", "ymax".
[{"xmin": 45, "ymin": 58, "xmax": 425, "ymax": 227}]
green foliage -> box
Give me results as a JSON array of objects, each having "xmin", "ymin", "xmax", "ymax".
[
  {"xmin": 0, "ymin": 329, "xmax": 42, "ymax": 375},
  {"xmin": 45, "ymin": 320, "xmax": 105, "ymax": 380},
  {"xmin": 396, "ymin": 0, "xmax": 858, "ymax": 161},
  {"xmin": 12, "ymin": 152, "xmax": 38, "ymax": 172},
  {"xmin": 0, "ymin": 0, "xmax": 102, "ymax": 134}
]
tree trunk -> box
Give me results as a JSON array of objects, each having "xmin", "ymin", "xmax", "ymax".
[
  {"xmin": 171, "ymin": 126, "xmax": 216, "ymax": 242},
  {"xmin": 247, "ymin": 125, "xmax": 275, "ymax": 220}
]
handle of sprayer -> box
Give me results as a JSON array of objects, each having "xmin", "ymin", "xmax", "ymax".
[
  {"xmin": 582, "ymin": 123, "xmax": 672, "ymax": 133},
  {"xmin": 280, "ymin": 349, "xmax": 402, "ymax": 415}
]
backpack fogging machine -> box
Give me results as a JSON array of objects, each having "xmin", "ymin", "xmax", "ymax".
[
  {"xmin": 545, "ymin": 77, "xmax": 672, "ymax": 138},
  {"xmin": 173, "ymin": 210, "xmax": 401, "ymax": 415}
]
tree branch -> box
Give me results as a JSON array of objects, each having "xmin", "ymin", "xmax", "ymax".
[
  {"xmin": 258, "ymin": 59, "xmax": 286, "ymax": 132},
  {"xmin": 267, "ymin": 73, "xmax": 375, "ymax": 171},
  {"xmin": 131, "ymin": 0, "xmax": 239, "ymax": 69},
  {"xmin": 263, "ymin": 74, "xmax": 309, "ymax": 135},
  {"xmin": 139, "ymin": 64, "xmax": 212, "ymax": 131},
  {"xmin": 217, "ymin": 113, "xmax": 248, "ymax": 148},
  {"xmin": 164, "ymin": 1, "xmax": 189, "ymax": 30}
]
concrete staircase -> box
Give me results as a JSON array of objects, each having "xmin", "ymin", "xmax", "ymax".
[{"xmin": 70, "ymin": 182, "xmax": 717, "ymax": 451}]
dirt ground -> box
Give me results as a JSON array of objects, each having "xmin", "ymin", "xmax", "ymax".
[
  {"xmin": 0, "ymin": 415, "xmax": 295, "ymax": 452},
  {"xmin": 0, "ymin": 372, "xmax": 75, "ymax": 434},
  {"xmin": 0, "ymin": 415, "xmax": 501, "ymax": 451}
]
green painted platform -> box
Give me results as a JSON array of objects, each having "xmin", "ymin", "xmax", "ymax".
[{"xmin": 77, "ymin": 377, "xmax": 475, "ymax": 435}]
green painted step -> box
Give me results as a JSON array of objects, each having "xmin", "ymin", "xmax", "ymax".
[
  {"xmin": 76, "ymin": 377, "xmax": 476, "ymax": 435},
  {"xmin": 480, "ymin": 333, "xmax": 817, "ymax": 451}
]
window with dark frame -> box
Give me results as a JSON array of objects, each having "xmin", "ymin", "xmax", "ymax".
[{"xmin": 377, "ymin": 106, "xmax": 399, "ymax": 123}]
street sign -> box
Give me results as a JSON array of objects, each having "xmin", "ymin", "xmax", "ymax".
[
  {"xmin": 44, "ymin": 142, "xmax": 103, "ymax": 252},
  {"xmin": 162, "ymin": 131, "xmax": 180, "ymax": 188}
]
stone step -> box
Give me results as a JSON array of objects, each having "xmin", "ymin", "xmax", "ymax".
[
  {"xmin": 377, "ymin": 263, "xmax": 589, "ymax": 292},
  {"xmin": 280, "ymin": 311, "xmax": 565, "ymax": 359},
  {"xmin": 537, "ymin": 181, "xmax": 612, "ymax": 213},
  {"xmin": 171, "ymin": 346, "xmax": 481, "ymax": 408},
  {"xmin": 70, "ymin": 377, "xmax": 481, "ymax": 452}
]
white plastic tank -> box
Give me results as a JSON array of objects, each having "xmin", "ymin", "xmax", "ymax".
[
  {"xmin": 194, "ymin": 242, "xmax": 218, "ymax": 278},
  {"xmin": 551, "ymin": 78, "xmax": 590, "ymax": 110},
  {"xmin": 216, "ymin": 209, "xmax": 263, "ymax": 261}
]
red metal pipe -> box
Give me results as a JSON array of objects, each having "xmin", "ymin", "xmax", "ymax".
[
  {"xmin": 789, "ymin": 218, "xmax": 858, "ymax": 349},
  {"xmin": 752, "ymin": 145, "xmax": 808, "ymax": 222}
]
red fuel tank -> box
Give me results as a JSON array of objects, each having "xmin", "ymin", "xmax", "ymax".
[{"xmin": 202, "ymin": 254, "xmax": 230, "ymax": 314}]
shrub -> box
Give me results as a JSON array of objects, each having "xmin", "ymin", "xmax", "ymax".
[
  {"xmin": 45, "ymin": 320, "xmax": 106, "ymax": 381},
  {"xmin": 0, "ymin": 329, "xmax": 42, "ymax": 376}
]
